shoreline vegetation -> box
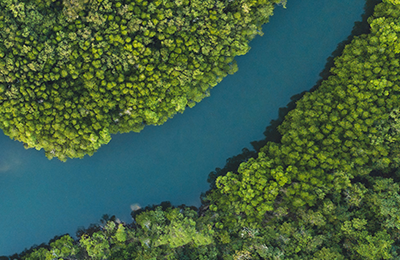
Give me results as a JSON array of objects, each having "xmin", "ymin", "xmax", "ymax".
[
  {"xmin": 6, "ymin": 0, "xmax": 400, "ymax": 259},
  {"xmin": 0, "ymin": 0, "xmax": 286, "ymax": 161}
]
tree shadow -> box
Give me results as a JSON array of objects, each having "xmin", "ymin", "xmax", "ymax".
[
  {"xmin": 315, "ymin": 0, "xmax": 382, "ymax": 87},
  {"xmin": 130, "ymin": 201, "xmax": 198, "ymax": 220},
  {"xmin": 205, "ymin": 0, "xmax": 382, "ymax": 190},
  {"xmin": 6, "ymin": 234, "xmax": 71, "ymax": 260},
  {"xmin": 6, "ymin": 1, "xmax": 383, "ymax": 258}
]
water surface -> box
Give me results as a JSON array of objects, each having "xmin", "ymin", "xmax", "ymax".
[{"xmin": 0, "ymin": 0, "xmax": 365, "ymax": 255}]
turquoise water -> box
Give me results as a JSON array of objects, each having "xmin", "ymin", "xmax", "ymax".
[{"xmin": 0, "ymin": 0, "xmax": 366, "ymax": 255}]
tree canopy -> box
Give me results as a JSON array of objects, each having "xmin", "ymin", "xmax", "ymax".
[
  {"xmin": 0, "ymin": 0, "xmax": 283, "ymax": 161},
  {"xmin": 211, "ymin": 0, "xmax": 400, "ymax": 226},
  {"xmin": 11, "ymin": 0, "xmax": 400, "ymax": 259}
]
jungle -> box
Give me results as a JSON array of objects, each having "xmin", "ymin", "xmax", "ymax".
[
  {"xmin": 0, "ymin": 0, "xmax": 284, "ymax": 161},
  {"xmin": 5, "ymin": 0, "xmax": 400, "ymax": 259}
]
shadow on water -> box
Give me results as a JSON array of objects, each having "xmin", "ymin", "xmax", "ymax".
[
  {"xmin": 129, "ymin": 201, "xmax": 198, "ymax": 220},
  {"xmin": 316, "ymin": 0, "xmax": 382, "ymax": 84},
  {"xmin": 7, "ymin": 201, "xmax": 199, "ymax": 260},
  {"xmin": 3, "ymin": 1, "xmax": 382, "ymax": 258},
  {"xmin": 206, "ymin": 0, "xmax": 382, "ymax": 189},
  {"xmin": 7, "ymin": 236, "xmax": 67, "ymax": 260}
]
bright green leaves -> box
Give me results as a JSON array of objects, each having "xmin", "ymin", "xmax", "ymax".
[
  {"xmin": 135, "ymin": 206, "xmax": 214, "ymax": 249},
  {"xmin": 15, "ymin": 1, "xmax": 400, "ymax": 258},
  {"xmin": 155, "ymin": 212, "xmax": 213, "ymax": 248},
  {"xmin": 340, "ymin": 215, "xmax": 393, "ymax": 260},
  {"xmin": 22, "ymin": 235, "xmax": 77, "ymax": 260},
  {"xmin": 22, "ymin": 205, "xmax": 217, "ymax": 259},
  {"xmin": 23, "ymin": 173, "xmax": 400, "ymax": 259},
  {"xmin": 144, "ymin": 109, "xmax": 158, "ymax": 124},
  {"xmin": 171, "ymin": 97, "xmax": 187, "ymax": 112},
  {"xmin": 354, "ymin": 231, "xmax": 393, "ymax": 260},
  {"xmin": 92, "ymin": 59, "xmax": 102, "ymax": 69},
  {"xmin": 80, "ymin": 232, "xmax": 111, "ymax": 259},
  {"xmin": 83, "ymin": 72, "xmax": 94, "ymax": 80},
  {"xmin": 210, "ymin": 0, "xmax": 400, "ymax": 229},
  {"xmin": 113, "ymin": 224, "xmax": 127, "ymax": 243},
  {"xmin": 385, "ymin": 0, "xmax": 400, "ymax": 5},
  {"xmin": 0, "ymin": 0, "xmax": 278, "ymax": 160}
]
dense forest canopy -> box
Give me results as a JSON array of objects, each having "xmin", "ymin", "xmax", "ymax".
[
  {"xmin": 0, "ymin": 0, "xmax": 285, "ymax": 161},
  {"xmin": 12, "ymin": 0, "xmax": 400, "ymax": 259},
  {"xmin": 211, "ymin": 0, "xmax": 400, "ymax": 224}
]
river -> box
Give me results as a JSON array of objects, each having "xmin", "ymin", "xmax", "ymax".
[{"xmin": 0, "ymin": 0, "xmax": 366, "ymax": 255}]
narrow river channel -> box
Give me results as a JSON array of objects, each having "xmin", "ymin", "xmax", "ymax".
[{"xmin": 0, "ymin": 0, "xmax": 366, "ymax": 255}]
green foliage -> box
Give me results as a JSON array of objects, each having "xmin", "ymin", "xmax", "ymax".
[
  {"xmin": 13, "ymin": 0, "xmax": 400, "ymax": 260},
  {"xmin": 20, "ymin": 173, "xmax": 400, "ymax": 259},
  {"xmin": 0, "ymin": 0, "xmax": 278, "ymax": 161},
  {"xmin": 211, "ymin": 0, "xmax": 400, "ymax": 226},
  {"xmin": 62, "ymin": 0, "xmax": 88, "ymax": 21},
  {"xmin": 136, "ymin": 207, "xmax": 214, "ymax": 249},
  {"xmin": 16, "ymin": 1, "xmax": 400, "ymax": 259},
  {"xmin": 20, "ymin": 206, "xmax": 217, "ymax": 259},
  {"xmin": 22, "ymin": 235, "xmax": 77, "ymax": 260},
  {"xmin": 80, "ymin": 232, "xmax": 111, "ymax": 259}
]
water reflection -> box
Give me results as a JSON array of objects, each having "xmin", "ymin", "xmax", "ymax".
[
  {"xmin": 0, "ymin": 163, "xmax": 10, "ymax": 173},
  {"xmin": 0, "ymin": 155, "xmax": 22, "ymax": 173},
  {"xmin": 0, "ymin": 138, "xmax": 24, "ymax": 175},
  {"xmin": 130, "ymin": 203, "xmax": 142, "ymax": 211}
]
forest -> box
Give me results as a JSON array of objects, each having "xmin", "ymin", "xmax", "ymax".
[
  {"xmin": 0, "ymin": 0, "xmax": 284, "ymax": 161},
  {"xmin": 5, "ymin": 0, "xmax": 400, "ymax": 259}
]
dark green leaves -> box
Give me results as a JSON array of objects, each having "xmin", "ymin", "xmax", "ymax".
[
  {"xmin": 212, "ymin": 0, "xmax": 400, "ymax": 227},
  {"xmin": 0, "ymin": 0, "xmax": 277, "ymax": 160}
]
